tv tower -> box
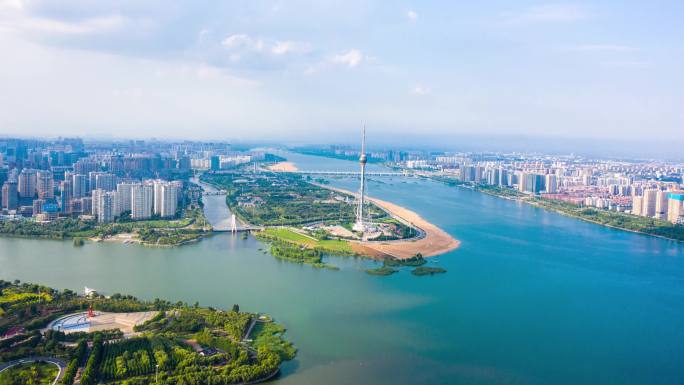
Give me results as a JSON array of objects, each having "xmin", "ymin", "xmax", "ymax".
[{"xmin": 353, "ymin": 125, "xmax": 367, "ymax": 233}]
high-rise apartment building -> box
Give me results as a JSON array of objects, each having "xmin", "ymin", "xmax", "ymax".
[
  {"xmin": 2, "ymin": 182, "xmax": 18, "ymax": 210},
  {"xmin": 36, "ymin": 170, "xmax": 54, "ymax": 199},
  {"xmin": 95, "ymin": 173, "xmax": 117, "ymax": 192},
  {"xmin": 131, "ymin": 183, "xmax": 154, "ymax": 219},
  {"xmin": 18, "ymin": 169, "xmax": 37, "ymax": 198},
  {"xmin": 91, "ymin": 189, "xmax": 103, "ymax": 218},
  {"xmin": 97, "ymin": 191, "xmax": 115, "ymax": 223},
  {"xmin": 72, "ymin": 174, "xmax": 87, "ymax": 198},
  {"xmin": 32, "ymin": 199, "xmax": 45, "ymax": 216},
  {"xmin": 655, "ymin": 190, "xmax": 670, "ymax": 220},
  {"xmin": 519, "ymin": 173, "xmax": 545, "ymax": 194},
  {"xmin": 60, "ymin": 179, "xmax": 73, "ymax": 214},
  {"xmin": 74, "ymin": 160, "xmax": 99, "ymax": 181},
  {"xmin": 545, "ymin": 174, "xmax": 557, "ymax": 193},
  {"xmin": 632, "ymin": 195, "xmax": 643, "ymax": 216},
  {"xmin": 116, "ymin": 183, "xmax": 134, "ymax": 213},
  {"xmin": 210, "ymin": 155, "xmax": 220, "ymax": 171},
  {"xmin": 667, "ymin": 193, "xmax": 684, "ymax": 224},
  {"xmin": 159, "ymin": 182, "xmax": 179, "ymax": 218},
  {"xmin": 91, "ymin": 189, "xmax": 118, "ymax": 223},
  {"xmin": 641, "ymin": 189, "xmax": 658, "ymax": 217},
  {"xmin": 153, "ymin": 180, "xmax": 164, "ymax": 216}
]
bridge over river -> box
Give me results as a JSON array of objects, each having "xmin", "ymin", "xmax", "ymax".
[{"xmin": 285, "ymin": 170, "xmax": 408, "ymax": 177}]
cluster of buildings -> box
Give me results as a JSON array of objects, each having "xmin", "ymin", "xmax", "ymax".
[
  {"xmin": 0, "ymin": 137, "xmax": 269, "ymax": 223},
  {"xmin": 410, "ymin": 152, "xmax": 684, "ymax": 225},
  {"xmin": 298, "ymin": 145, "xmax": 412, "ymax": 163},
  {"xmin": 190, "ymin": 154, "xmax": 256, "ymax": 170},
  {"xmin": 0, "ymin": 138, "xmax": 219, "ymax": 223},
  {"xmin": 1, "ymin": 166, "xmax": 182, "ymax": 223}
]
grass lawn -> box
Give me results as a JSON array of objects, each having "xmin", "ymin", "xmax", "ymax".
[
  {"xmin": 262, "ymin": 228, "xmax": 353, "ymax": 253},
  {"xmin": 0, "ymin": 362, "xmax": 58, "ymax": 385}
]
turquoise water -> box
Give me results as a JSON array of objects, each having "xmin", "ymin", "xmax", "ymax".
[{"xmin": 2, "ymin": 153, "xmax": 684, "ymax": 385}]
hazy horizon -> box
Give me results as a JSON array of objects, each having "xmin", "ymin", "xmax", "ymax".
[
  {"xmin": 1, "ymin": 1, "xmax": 683, "ymax": 149},
  {"xmin": 2, "ymin": 132, "xmax": 682, "ymax": 161}
]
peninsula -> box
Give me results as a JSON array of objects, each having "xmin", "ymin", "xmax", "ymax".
[{"xmin": 320, "ymin": 185, "xmax": 460, "ymax": 259}]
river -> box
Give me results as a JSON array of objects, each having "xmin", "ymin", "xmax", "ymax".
[{"xmin": 2, "ymin": 152, "xmax": 684, "ymax": 385}]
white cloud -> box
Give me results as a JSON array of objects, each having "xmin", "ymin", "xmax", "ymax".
[
  {"xmin": 407, "ymin": 10, "xmax": 418, "ymax": 22},
  {"xmin": 509, "ymin": 4, "xmax": 588, "ymax": 23},
  {"xmin": 412, "ymin": 84, "xmax": 431, "ymax": 95},
  {"xmin": 223, "ymin": 34, "xmax": 311, "ymax": 59},
  {"xmin": 271, "ymin": 40, "xmax": 311, "ymax": 55},
  {"xmin": 330, "ymin": 49, "xmax": 363, "ymax": 68},
  {"xmin": 0, "ymin": 0, "xmax": 25, "ymax": 11},
  {"xmin": 222, "ymin": 34, "xmax": 260, "ymax": 50},
  {"xmin": 0, "ymin": 12, "xmax": 126, "ymax": 35}
]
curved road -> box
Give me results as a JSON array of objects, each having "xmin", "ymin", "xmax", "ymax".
[{"xmin": 0, "ymin": 356, "xmax": 67, "ymax": 385}]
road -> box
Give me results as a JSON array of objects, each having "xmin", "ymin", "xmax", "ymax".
[{"xmin": 0, "ymin": 356, "xmax": 67, "ymax": 385}]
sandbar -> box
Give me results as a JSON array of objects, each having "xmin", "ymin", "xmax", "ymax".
[{"xmin": 267, "ymin": 162, "xmax": 299, "ymax": 172}]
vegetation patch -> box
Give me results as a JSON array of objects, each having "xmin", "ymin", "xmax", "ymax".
[
  {"xmin": 201, "ymin": 172, "xmax": 386, "ymax": 226},
  {"xmin": 0, "ymin": 362, "xmax": 58, "ymax": 385},
  {"xmin": 0, "ymin": 208, "xmax": 210, "ymax": 247},
  {"xmin": 411, "ymin": 267, "xmax": 447, "ymax": 276},
  {"xmin": 383, "ymin": 254, "xmax": 427, "ymax": 267},
  {"xmin": 365, "ymin": 266, "xmax": 399, "ymax": 276},
  {"xmin": 251, "ymin": 321, "xmax": 297, "ymax": 361},
  {"xmin": 0, "ymin": 280, "xmax": 295, "ymax": 385}
]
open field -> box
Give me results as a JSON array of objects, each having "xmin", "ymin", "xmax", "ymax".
[{"xmin": 260, "ymin": 228, "xmax": 353, "ymax": 254}]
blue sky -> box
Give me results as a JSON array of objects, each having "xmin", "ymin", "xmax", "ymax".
[{"xmin": 0, "ymin": 1, "xmax": 682, "ymax": 148}]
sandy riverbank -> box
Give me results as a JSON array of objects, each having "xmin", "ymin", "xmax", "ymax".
[
  {"xmin": 268, "ymin": 162, "xmax": 299, "ymax": 172},
  {"xmin": 321, "ymin": 185, "xmax": 460, "ymax": 259}
]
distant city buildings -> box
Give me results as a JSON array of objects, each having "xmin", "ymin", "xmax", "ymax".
[
  {"xmin": 0, "ymin": 137, "xmax": 203, "ymax": 223},
  {"xmin": 418, "ymin": 150, "xmax": 684, "ymax": 224}
]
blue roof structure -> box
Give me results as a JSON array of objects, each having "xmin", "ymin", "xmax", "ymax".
[{"xmin": 668, "ymin": 193, "xmax": 684, "ymax": 201}]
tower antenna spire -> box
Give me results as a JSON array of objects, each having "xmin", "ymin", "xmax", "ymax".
[
  {"xmin": 353, "ymin": 124, "xmax": 368, "ymax": 234},
  {"xmin": 361, "ymin": 124, "xmax": 366, "ymax": 155}
]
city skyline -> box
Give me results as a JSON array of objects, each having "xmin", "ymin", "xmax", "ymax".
[{"xmin": 1, "ymin": 1, "xmax": 683, "ymax": 146}]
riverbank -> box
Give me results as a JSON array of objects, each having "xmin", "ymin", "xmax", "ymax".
[
  {"xmin": 320, "ymin": 185, "xmax": 461, "ymax": 259},
  {"xmin": 0, "ymin": 207, "xmax": 211, "ymax": 247},
  {"xmin": 430, "ymin": 175, "xmax": 684, "ymax": 243}
]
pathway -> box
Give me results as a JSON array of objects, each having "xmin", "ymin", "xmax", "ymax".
[{"xmin": 0, "ymin": 356, "xmax": 67, "ymax": 385}]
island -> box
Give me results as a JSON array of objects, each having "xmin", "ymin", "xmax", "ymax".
[{"xmin": 0, "ymin": 279, "xmax": 295, "ymax": 385}]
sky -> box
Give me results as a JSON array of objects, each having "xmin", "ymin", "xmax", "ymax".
[{"xmin": 0, "ymin": 0, "xmax": 682, "ymax": 151}]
